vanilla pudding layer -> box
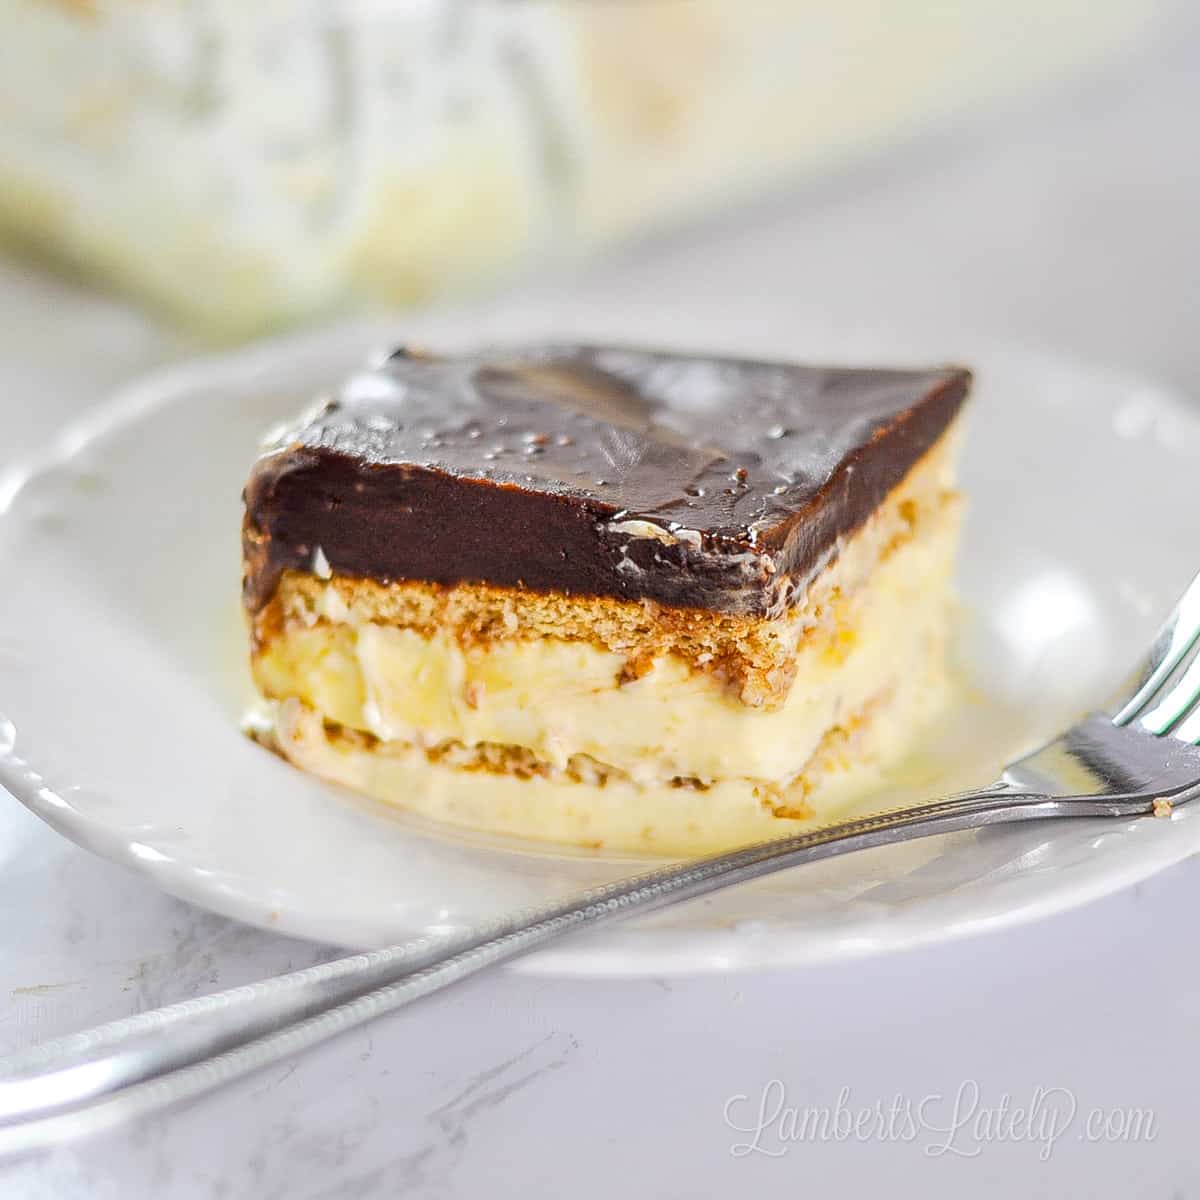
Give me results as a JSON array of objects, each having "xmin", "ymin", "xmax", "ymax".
[{"xmin": 270, "ymin": 639, "xmax": 948, "ymax": 855}]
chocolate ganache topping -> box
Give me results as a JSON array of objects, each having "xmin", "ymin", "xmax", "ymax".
[{"xmin": 242, "ymin": 344, "xmax": 970, "ymax": 616}]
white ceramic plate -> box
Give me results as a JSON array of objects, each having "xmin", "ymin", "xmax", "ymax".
[{"xmin": 3, "ymin": 301, "xmax": 1200, "ymax": 977}]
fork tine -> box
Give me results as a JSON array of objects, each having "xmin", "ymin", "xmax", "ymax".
[
  {"xmin": 1172, "ymin": 702, "xmax": 1200, "ymax": 745},
  {"xmin": 1167, "ymin": 651, "xmax": 1200, "ymax": 743},
  {"xmin": 1135, "ymin": 647, "xmax": 1200, "ymax": 735},
  {"xmin": 1111, "ymin": 569, "xmax": 1200, "ymax": 726}
]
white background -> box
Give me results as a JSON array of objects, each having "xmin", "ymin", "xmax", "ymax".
[{"xmin": 2, "ymin": 10, "xmax": 1200, "ymax": 1196}]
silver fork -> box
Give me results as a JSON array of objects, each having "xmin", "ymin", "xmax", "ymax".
[{"xmin": 4, "ymin": 571, "xmax": 1200, "ymax": 1157}]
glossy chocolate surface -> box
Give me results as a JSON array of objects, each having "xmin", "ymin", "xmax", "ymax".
[{"xmin": 243, "ymin": 345, "xmax": 970, "ymax": 615}]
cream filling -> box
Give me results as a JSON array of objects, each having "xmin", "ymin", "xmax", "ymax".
[
  {"xmin": 272, "ymin": 644, "xmax": 950, "ymax": 855},
  {"xmin": 255, "ymin": 495, "xmax": 960, "ymax": 789}
]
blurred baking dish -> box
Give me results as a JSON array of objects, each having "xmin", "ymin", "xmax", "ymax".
[{"xmin": 0, "ymin": 0, "xmax": 1170, "ymax": 335}]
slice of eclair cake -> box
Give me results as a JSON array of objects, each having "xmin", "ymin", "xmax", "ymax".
[{"xmin": 242, "ymin": 345, "xmax": 970, "ymax": 853}]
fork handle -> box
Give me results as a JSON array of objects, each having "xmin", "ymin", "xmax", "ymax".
[{"xmin": 0, "ymin": 786, "xmax": 1154, "ymax": 1155}]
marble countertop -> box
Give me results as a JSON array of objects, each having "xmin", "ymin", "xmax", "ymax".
[{"xmin": 3, "ymin": 13, "xmax": 1200, "ymax": 1197}]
